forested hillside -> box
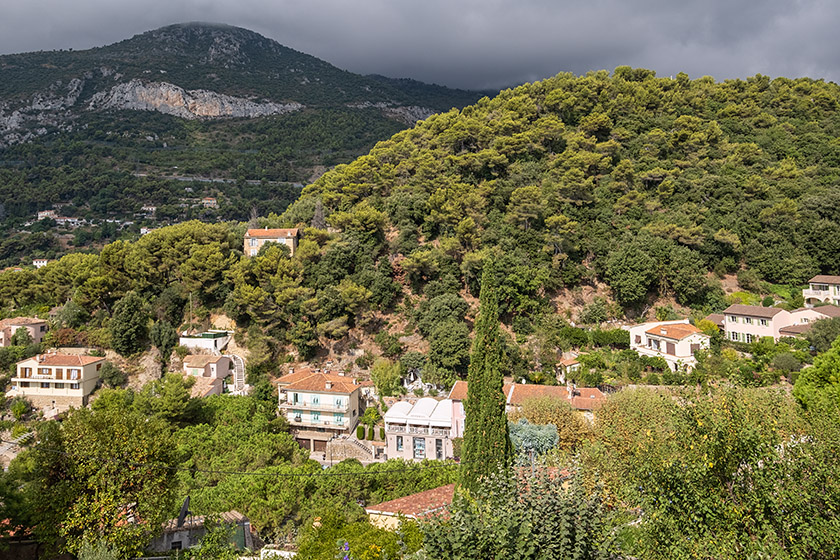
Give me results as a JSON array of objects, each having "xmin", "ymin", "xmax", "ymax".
[
  {"xmin": 3, "ymin": 68, "xmax": 840, "ymax": 389},
  {"xmin": 289, "ymin": 68, "xmax": 840, "ymax": 304}
]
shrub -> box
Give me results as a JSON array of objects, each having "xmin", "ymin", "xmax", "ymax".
[
  {"xmin": 356, "ymin": 425, "xmax": 365, "ymax": 439},
  {"xmin": 100, "ymin": 362, "xmax": 127, "ymax": 388},
  {"xmin": 379, "ymin": 427, "xmax": 385, "ymax": 440}
]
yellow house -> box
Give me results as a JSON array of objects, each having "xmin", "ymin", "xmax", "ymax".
[
  {"xmin": 244, "ymin": 228, "xmax": 299, "ymax": 257},
  {"xmin": 8, "ymin": 353, "xmax": 104, "ymax": 412}
]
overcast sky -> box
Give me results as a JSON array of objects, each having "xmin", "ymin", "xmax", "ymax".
[{"xmin": 1, "ymin": 0, "xmax": 837, "ymax": 90}]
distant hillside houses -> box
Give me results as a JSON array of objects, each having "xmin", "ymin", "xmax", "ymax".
[
  {"xmin": 244, "ymin": 228, "xmax": 299, "ymax": 257},
  {"xmin": 627, "ymin": 320, "xmax": 710, "ymax": 371},
  {"xmin": 707, "ymin": 303, "xmax": 840, "ymax": 342}
]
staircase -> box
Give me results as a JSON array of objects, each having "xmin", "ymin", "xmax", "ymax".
[
  {"xmin": 326, "ymin": 435, "xmax": 374, "ymax": 462},
  {"xmin": 228, "ymin": 354, "xmax": 246, "ymax": 391}
]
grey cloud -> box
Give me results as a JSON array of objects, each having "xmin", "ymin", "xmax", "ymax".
[{"xmin": 0, "ymin": 0, "xmax": 838, "ymax": 90}]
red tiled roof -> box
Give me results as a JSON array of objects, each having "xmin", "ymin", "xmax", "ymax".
[
  {"xmin": 779, "ymin": 324, "xmax": 812, "ymax": 336},
  {"xmin": 246, "ymin": 228, "xmax": 299, "ymax": 238},
  {"xmin": 704, "ymin": 313, "xmax": 725, "ymax": 328},
  {"xmin": 813, "ymin": 305, "xmax": 840, "ymax": 319},
  {"xmin": 183, "ymin": 354, "xmax": 228, "ymax": 368},
  {"xmin": 645, "ymin": 323, "xmax": 703, "ymax": 341},
  {"xmin": 366, "ymin": 484, "xmax": 455, "ymax": 519},
  {"xmin": 447, "ymin": 380, "xmax": 468, "ymax": 401},
  {"xmin": 723, "ymin": 304, "xmax": 786, "ymax": 318},
  {"xmin": 559, "ymin": 356, "xmax": 580, "ymax": 366},
  {"xmin": 21, "ymin": 354, "xmax": 104, "ymax": 367},
  {"xmin": 277, "ymin": 370, "xmax": 361, "ymax": 394},
  {"xmin": 0, "ymin": 317, "xmax": 46, "ymax": 328},
  {"xmin": 809, "ymin": 275, "xmax": 840, "ymax": 284},
  {"xmin": 190, "ymin": 377, "xmax": 224, "ymax": 398}
]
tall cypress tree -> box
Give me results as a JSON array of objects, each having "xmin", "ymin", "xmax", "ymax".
[{"xmin": 459, "ymin": 260, "xmax": 512, "ymax": 494}]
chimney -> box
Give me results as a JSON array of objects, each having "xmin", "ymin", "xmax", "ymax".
[
  {"xmin": 338, "ymin": 371, "xmax": 345, "ymax": 376},
  {"xmin": 353, "ymin": 378, "xmax": 359, "ymax": 385},
  {"xmin": 325, "ymin": 381, "xmax": 332, "ymax": 390},
  {"xmin": 660, "ymin": 329, "xmax": 667, "ymax": 335}
]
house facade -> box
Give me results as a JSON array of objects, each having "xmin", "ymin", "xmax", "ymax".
[
  {"xmin": 7, "ymin": 353, "xmax": 104, "ymax": 412},
  {"xmin": 244, "ymin": 228, "xmax": 300, "ymax": 257},
  {"xmin": 277, "ymin": 369, "xmax": 364, "ymax": 452},
  {"xmin": 147, "ymin": 510, "xmax": 255, "ymax": 553},
  {"xmin": 628, "ymin": 320, "xmax": 710, "ymax": 371},
  {"xmin": 178, "ymin": 330, "xmax": 231, "ymax": 353},
  {"xmin": 183, "ymin": 355, "xmax": 232, "ymax": 379},
  {"xmin": 803, "ymin": 275, "xmax": 840, "ymax": 307},
  {"xmin": 383, "ymin": 398, "xmax": 455, "ymax": 461},
  {"xmin": 0, "ymin": 317, "xmax": 48, "ymax": 347}
]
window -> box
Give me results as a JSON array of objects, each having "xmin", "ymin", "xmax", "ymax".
[
  {"xmin": 55, "ymin": 383, "xmax": 64, "ymax": 389},
  {"xmin": 96, "ymin": 363, "xmax": 102, "ymax": 371},
  {"xmin": 729, "ymin": 331, "xmax": 739, "ymax": 342},
  {"xmin": 413, "ymin": 437, "xmax": 426, "ymax": 459},
  {"xmin": 38, "ymin": 368, "xmax": 50, "ymax": 376},
  {"xmin": 69, "ymin": 369, "xmax": 80, "ymax": 380},
  {"xmin": 634, "ymin": 335, "xmax": 641, "ymax": 344},
  {"xmin": 40, "ymin": 325, "xmax": 46, "ymax": 332},
  {"xmin": 250, "ymin": 249, "xmax": 258, "ymax": 257},
  {"xmin": 744, "ymin": 317, "xmax": 752, "ymax": 325},
  {"xmin": 71, "ymin": 383, "xmax": 80, "ymax": 389},
  {"xmin": 436, "ymin": 439, "xmax": 443, "ymax": 460},
  {"xmin": 293, "ymin": 393, "xmax": 299, "ymax": 404},
  {"xmin": 20, "ymin": 382, "xmax": 29, "ymax": 388},
  {"xmin": 745, "ymin": 334, "xmax": 754, "ymax": 343},
  {"xmin": 335, "ymin": 398, "xmax": 344, "ymax": 408},
  {"xmin": 41, "ymin": 382, "xmax": 50, "ymax": 388},
  {"xmin": 396, "ymin": 436, "xmax": 403, "ymax": 451},
  {"xmin": 312, "ymin": 411, "xmax": 320, "ymax": 423},
  {"xmin": 250, "ymin": 238, "xmax": 258, "ymax": 247},
  {"xmin": 334, "ymin": 413, "xmax": 344, "ymax": 424},
  {"xmin": 729, "ymin": 316, "xmax": 738, "ymax": 323},
  {"xmin": 55, "ymin": 369, "xmax": 63, "ymax": 379},
  {"xmin": 759, "ymin": 319, "xmax": 768, "ymax": 327},
  {"xmin": 312, "ymin": 395, "xmax": 320, "ymax": 405}
]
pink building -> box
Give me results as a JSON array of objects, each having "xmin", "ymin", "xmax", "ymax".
[
  {"xmin": 803, "ymin": 275, "xmax": 840, "ymax": 307},
  {"xmin": 0, "ymin": 317, "xmax": 48, "ymax": 347},
  {"xmin": 383, "ymin": 398, "xmax": 455, "ymax": 461},
  {"xmin": 244, "ymin": 228, "xmax": 300, "ymax": 257},
  {"xmin": 723, "ymin": 304, "xmax": 840, "ymax": 342}
]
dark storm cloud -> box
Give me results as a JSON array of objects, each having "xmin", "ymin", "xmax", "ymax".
[{"xmin": 1, "ymin": 0, "xmax": 838, "ymax": 90}]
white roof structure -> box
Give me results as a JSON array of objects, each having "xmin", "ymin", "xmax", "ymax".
[{"xmin": 385, "ymin": 398, "xmax": 453, "ymax": 427}]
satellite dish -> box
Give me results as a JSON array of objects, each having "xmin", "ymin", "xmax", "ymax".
[{"xmin": 177, "ymin": 496, "xmax": 191, "ymax": 528}]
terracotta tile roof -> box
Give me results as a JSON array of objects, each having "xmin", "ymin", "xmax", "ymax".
[
  {"xmin": 183, "ymin": 354, "xmax": 227, "ymax": 368},
  {"xmin": 448, "ymin": 380, "xmax": 514, "ymax": 402},
  {"xmin": 813, "ymin": 305, "xmax": 840, "ymax": 319},
  {"xmin": 809, "ymin": 275, "xmax": 840, "ymax": 284},
  {"xmin": 366, "ymin": 484, "xmax": 455, "ymax": 519},
  {"xmin": 246, "ymin": 228, "xmax": 299, "ymax": 238},
  {"xmin": 779, "ymin": 324, "xmax": 812, "ymax": 336},
  {"xmin": 0, "ymin": 317, "xmax": 46, "ymax": 328},
  {"xmin": 190, "ymin": 377, "xmax": 224, "ymax": 398},
  {"xmin": 704, "ymin": 313, "xmax": 725, "ymax": 328},
  {"xmin": 22, "ymin": 354, "xmax": 104, "ymax": 367},
  {"xmin": 278, "ymin": 370, "xmax": 361, "ymax": 394},
  {"xmin": 645, "ymin": 323, "xmax": 703, "ymax": 341},
  {"xmin": 723, "ymin": 304, "xmax": 786, "ymax": 319},
  {"xmin": 447, "ymin": 380, "xmax": 468, "ymax": 401}
]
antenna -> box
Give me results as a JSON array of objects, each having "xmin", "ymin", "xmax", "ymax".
[{"xmin": 177, "ymin": 496, "xmax": 191, "ymax": 528}]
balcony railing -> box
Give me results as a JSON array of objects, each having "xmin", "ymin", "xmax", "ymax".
[
  {"xmin": 803, "ymin": 289, "xmax": 831, "ymax": 298},
  {"xmin": 291, "ymin": 415, "xmax": 348, "ymax": 428},
  {"xmin": 279, "ymin": 400, "xmax": 349, "ymax": 413},
  {"xmin": 387, "ymin": 424, "xmax": 451, "ymax": 437}
]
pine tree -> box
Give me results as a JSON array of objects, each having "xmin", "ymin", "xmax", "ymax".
[
  {"xmin": 110, "ymin": 291, "xmax": 149, "ymax": 357},
  {"xmin": 459, "ymin": 260, "xmax": 512, "ymax": 494}
]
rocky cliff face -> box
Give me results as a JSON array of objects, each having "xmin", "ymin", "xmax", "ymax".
[{"xmin": 88, "ymin": 80, "xmax": 304, "ymax": 119}]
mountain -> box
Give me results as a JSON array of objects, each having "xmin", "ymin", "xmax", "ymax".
[
  {"xmin": 0, "ymin": 22, "xmax": 484, "ymax": 138},
  {"xmin": 0, "ymin": 23, "xmax": 486, "ymax": 255}
]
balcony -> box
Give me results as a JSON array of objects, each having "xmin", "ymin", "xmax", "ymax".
[
  {"xmin": 803, "ymin": 288, "xmax": 831, "ymax": 298},
  {"xmin": 290, "ymin": 415, "xmax": 348, "ymax": 429},
  {"xmin": 279, "ymin": 400, "xmax": 349, "ymax": 413},
  {"xmin": 387, "ymin": 425, "xmax": 451, "ymax": 437}
]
